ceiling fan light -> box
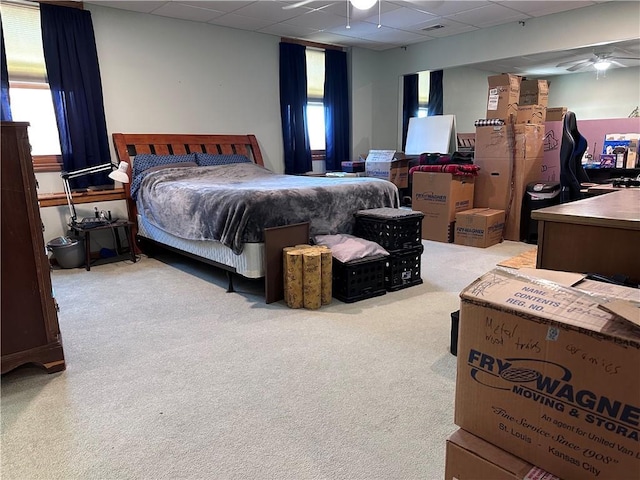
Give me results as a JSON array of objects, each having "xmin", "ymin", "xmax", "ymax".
[
  {"xmin": 594, "ymin": 60, "xmax": 611, "ymax": 71},
  {"xmin": 350, "ymin": 0, "xmax": 377, "ymax": 10}
]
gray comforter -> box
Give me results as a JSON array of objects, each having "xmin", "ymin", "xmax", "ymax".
[{"xmin": 137, "ymin": 163, "xmax": 399, "ymax": 254}]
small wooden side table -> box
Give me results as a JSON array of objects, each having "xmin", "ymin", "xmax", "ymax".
[{"xmin": 70, "ymin": 220, "xmax": 136, "ymax": 271}]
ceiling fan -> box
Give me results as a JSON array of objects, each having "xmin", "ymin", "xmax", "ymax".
[{"xmin": 556, "ymin": 50, "xmax": 640, "ymax": 72}]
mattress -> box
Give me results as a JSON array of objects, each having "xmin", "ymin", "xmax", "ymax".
[{"xmin": 137, "ymin": 213, "xmax": 265, "ymax": 278}]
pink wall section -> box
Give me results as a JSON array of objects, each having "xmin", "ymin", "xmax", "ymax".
[{"xmin": 541, "ymin": 117, "xmax": 640, "ymax": 182}]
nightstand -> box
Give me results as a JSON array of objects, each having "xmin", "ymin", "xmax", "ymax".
[{"xmin": 70, "ymin": 220, "xmax": 136, "ymax": 271}]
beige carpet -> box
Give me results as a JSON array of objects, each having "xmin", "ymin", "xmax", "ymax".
[{"xmin": 1, "ymin": 239, "xmax": 534, "ymax": 480}]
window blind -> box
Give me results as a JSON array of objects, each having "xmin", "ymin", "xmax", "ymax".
[
  {"xmin": 306, "ymin": 48, "xmax": 325, "ymax": 101},
  {"xmin": 0, "ymin": 2, "xmax": 48, "ymax": 83}
]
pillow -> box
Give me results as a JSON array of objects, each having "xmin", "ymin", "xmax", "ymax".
[
  {"xmin": 195, "ymin": 153, "xmax": 251, "ymax": 167},
  {"xmin": 130, "ymin": 154, "xmax": 197, "ymax": 201},
  {"xmin": 132, "ymin": 153, "xmax": 197, "ymax": 179},
  {"xmin": 144, "ymin": 161, "xmax": 197, "ymax": 174},
  {"xmin": 314, "ymin": 234, "xmax": 389, "ymax": 263}
]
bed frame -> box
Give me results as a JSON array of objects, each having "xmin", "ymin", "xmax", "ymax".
[{"xmin": 112, "ymin": 133, "xmax": 266, "ymax": 292}]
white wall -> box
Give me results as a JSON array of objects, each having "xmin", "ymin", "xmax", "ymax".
[
  {"xmin": 88, "ymin": 4, "xmax": 283, "ymax": 173},
  {"xmin": 546, "ymin": 67, "xmax": 640, "ymax": 120}
]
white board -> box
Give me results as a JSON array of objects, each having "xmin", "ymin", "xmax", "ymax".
[{"xmin": 405, "ymin": 114, "xmax": 457, "ymax": 155}]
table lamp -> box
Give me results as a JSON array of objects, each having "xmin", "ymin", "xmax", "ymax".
[{"xmin": 61, "ymin": 161, "xmax": 130, "ymax": 225}]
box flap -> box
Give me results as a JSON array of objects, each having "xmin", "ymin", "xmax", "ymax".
[
  {"xmin": 598, "ymin": 300, "xmax": 640, "ymax": 328},
  {"xmin": 460, "ymin": 268, "xmax": 640, "ymax": 345},
  {"xmin": 517, "ymin": 267, "xmax": 585, "ymax": 287},
  {"xmin": 366, "ymin": 150, "xmax": 396, "ymax": 162}
]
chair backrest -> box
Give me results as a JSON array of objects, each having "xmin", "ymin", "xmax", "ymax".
[{"xmin": 559, "ymin": 111, "xmax": 589, "ymax": 202}]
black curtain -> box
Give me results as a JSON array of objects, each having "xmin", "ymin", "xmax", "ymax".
[
  {"xmin": 1, "ymin": 15, "xmax": 12, "ymax": 121},
  {"xmin": 428, "ymin": 70, "xmax": 443, "ymax": 116},
  {"xmin": 402, "ymin": 74, "xmax": 418, "ymax": 151},
  {"xmin": 324, "ymin": 49, "xmax": 349, "ymax": 172},
  {"xmin": 279, "ymin": 42, "xmax": 311, "ymax": 175},
  {"xmin": 40, "ymin": 3, "xmax": 111, "ymax": 188}
]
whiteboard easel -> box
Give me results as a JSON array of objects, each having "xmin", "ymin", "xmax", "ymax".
[{"xmin": 405, "ymin": 114, "xmax": 457, "ymax": 155}]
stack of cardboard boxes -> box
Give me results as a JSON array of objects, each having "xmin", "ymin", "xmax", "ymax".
[
  {"xmin": 474, "ymin": 74, "xmax": 549, "ymax": 241},
  {"xmin": 447, "ymin": 268, "xmax": 640, "ymax": 479}
]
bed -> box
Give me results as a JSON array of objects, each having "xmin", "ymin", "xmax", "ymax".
[{"xmin": 112, "ymin": 133, "xmax": 399, "ymax": 296}]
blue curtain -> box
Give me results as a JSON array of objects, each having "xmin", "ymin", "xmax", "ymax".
[
  {"xmin": 324, "ymin": 49, "xmax": 349, "ymax": 172},
  {"xmin": 40, "ymin": 3, "xmax": 111, "ymax": 188},
  {"xmin": 402, "ymin": 74, "xmax": 418, "ymax": 151},
  {"xmin": 279, "ymin": 42, "xmax": 311, "ymax": 174},
  {"xmin": 428, "ymin": 70, "xmax": 443, "ymax": 116},
  {"xmin": 1, "ymin": 15, "xmax": 12, "ymax": 121}
]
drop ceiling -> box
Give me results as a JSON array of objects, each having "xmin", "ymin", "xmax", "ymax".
[{"xmin": 84, "ymin": 1, "xmax": 639, "ymax": 76}]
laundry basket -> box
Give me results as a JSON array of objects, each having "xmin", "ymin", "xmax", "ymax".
[{"xmin": 47, "ymin": 236, "xmax": 85, "ymax": 269}]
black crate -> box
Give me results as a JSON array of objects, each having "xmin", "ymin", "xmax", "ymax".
[
  {"xmin": 354, "ymin": 208, "xmax": 424, "ymax": 251},
  {"xmin": 332, "ymin": 255, "xmax": 387, "ymax": 303},
  {"xmin": 385, "ymin": 244, "xmax": 424, "ymax": 291}
]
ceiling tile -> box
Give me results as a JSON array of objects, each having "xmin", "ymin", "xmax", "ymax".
[
  {"xmin": 496, "ymin": 1, "xmax": 596, "ymax": 17},
  {"xmin": 402, "ymin": 0, "xmax": 493, "ymax": 17},
  {"xmin": 282, "ymin": 9, "xmax": 347, "ymax": 30},
  {"xmin": 411, "ymin": 18, "xmax": 478, "ymax": 37},
  {"xmin": 231, "ymin": 1, "xmax": 301, "ymax": 23},
  {"xmin": 177, "ymin": 1, "xmax": 255, "ymax": 13},
  {"xmin": 446, "ymin": 3, "xmax": 528, "ymax": 28},
  {"xmin": 364, "ymin": 6, "xmax": 436, "ymax": 28},
  {"xmin": 360, "ymin": 27, "xmax": 427, "ymax": 45},
  {"xmin": 153, "ymin": 2, "xmax": 225, "ymax": 22}
]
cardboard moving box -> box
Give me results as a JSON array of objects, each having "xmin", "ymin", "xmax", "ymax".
[
  {"xmin": 446, "ymin": 429, "xmax": 559, "ymax": 480},
  {"xmin": 519, "ymin": 79, "xmax": 549, "ymax": 108},
  {"xmin": 516, "ymin": 104, "xmax": 547, "ymax": 125},
  {"xmin": 546, "ymin": 107, "xmax": 567, "ymax": 122},
  {"xmin": 454, "ymin": 208, "xmax": 505, "ymax": 248},
  {"xmin": 365, "ymin": 150, "xmax": 408, "ymax": 189},
  {"xmin": 473, "ymin": 124, "xmax": 545, "ymax": 241},
  {"xmin": 456, "ymin": 268, "xmax": 640, "ymax": 480},
  {"xmin": 486, "ymin": 74, "xmax": 521, "ymax": 121},
  {"xmin": 412, "ymin": 172, "xmax": 474, "ymax": 243}
]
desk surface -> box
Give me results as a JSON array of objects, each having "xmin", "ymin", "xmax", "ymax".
[{"xmin": 531, "ymin": 188, "xmax": 640, "ymax": 230}]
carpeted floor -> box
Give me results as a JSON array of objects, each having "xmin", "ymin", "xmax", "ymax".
[{"xmin": 1, "ymin": 239, "xmax": 534, "ymax": 480}]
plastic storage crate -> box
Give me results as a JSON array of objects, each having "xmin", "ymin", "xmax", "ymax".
[
  {"xmin": 354, "ymin": 208, "xmax": 424, "ymax": 251},
  {"xmin": 332, "ymin": 255, "xmax": 387, "ymax": 303},
  {"xmin": 385, "ymin": 244, "xmax": 424, "ymax": 291}
]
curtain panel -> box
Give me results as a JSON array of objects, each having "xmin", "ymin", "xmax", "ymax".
[
  {"xmin": 428, "ymin": 70, "xmax": 443, "ymax": 116},
  {"xmin": 324, "ymin": 49, "xmax": 349, "ymax": 172},
  {"xmin": 1, "ymin": 15, "xmax": 12, "ymax": 121},
  {"xmin": 279, "ymin": 42, "xmax": 311, "ymax": 175},
  {"xmin": 40, "ymin": 3, "xmax": 111, "ymax": 188},
  {"xmin": 402, "ymin": 74, "xmax": 418, "ymax": 151}
]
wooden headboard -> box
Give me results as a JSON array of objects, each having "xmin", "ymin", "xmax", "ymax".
[{"xmin": 112, "ymin": 132, "xmax": 265, "ymax": 246}]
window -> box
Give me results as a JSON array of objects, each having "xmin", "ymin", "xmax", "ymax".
[
  {"xmin": 417, "ymin": 70, "xmax": 430, "ymax": 118},
  {"xmin": 306, "ymin": 48, "xmax": 325, "ymax": 151},
  {"xmin": 1, "ymin": 1, "xmax": 62, "ymax": 170}
]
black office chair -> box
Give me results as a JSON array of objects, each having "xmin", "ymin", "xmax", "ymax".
[{"xmin": 559, "ymin": 111, "xmax": 589, "ymax": 202}]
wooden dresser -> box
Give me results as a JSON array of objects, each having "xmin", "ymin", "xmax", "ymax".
[{"xmin": 1, "ymin": 121, "xmax": 65, "ymax": 374}]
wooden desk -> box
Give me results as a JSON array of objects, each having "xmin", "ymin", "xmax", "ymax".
[{"xmin": 532, "ymin": 189, "xmax": 640, "ymax": 283}]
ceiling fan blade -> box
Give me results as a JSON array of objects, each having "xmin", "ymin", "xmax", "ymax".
[
  {"xmin": 610, "ymin": 60, "xmax": 626, "ymax": 68},
  {"xmin": 566, "ymin": 62, "xmax": 592, "ymax": 72},
  {"xmin": 282, "ymin": 0, "xmax": 314, "ymax": 10},
  {"xmin": 556, "ymin": 57, "xmax": 592, "ymax": 68},
  {"xmin": 611, "ymin": 56, "xmax": 640, "ymax": 61}
]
